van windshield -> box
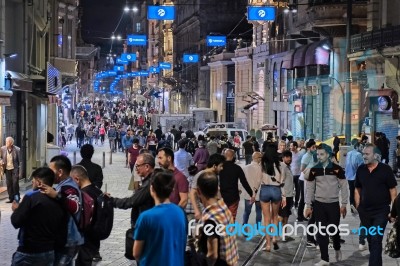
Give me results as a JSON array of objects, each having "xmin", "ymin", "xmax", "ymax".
[
  {"xmin": 207, "ymin": 130, "xmax": 228, "ymax": 138},
  {"xmin": 207, "ymin": 130, "xmax": 245, "ymax": 140}
]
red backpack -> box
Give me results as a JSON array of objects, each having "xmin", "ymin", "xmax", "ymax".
[{"xmin": 72, "ymin": 190, "xmax": 95, "ymax": 232}]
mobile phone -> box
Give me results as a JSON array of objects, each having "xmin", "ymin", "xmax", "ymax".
[{"xmin": 14, "ymin": 195, "xmax": 20, "ymax": 203}]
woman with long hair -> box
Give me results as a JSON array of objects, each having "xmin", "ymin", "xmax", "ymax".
[{"xmin": 260, "ymin": 144, "xmax": 286, "ymax": 251}]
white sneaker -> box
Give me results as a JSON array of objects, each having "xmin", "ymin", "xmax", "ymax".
[
  {"xmin": 335, "ymin": 250, "xmax": 342, "ymax": 262},
  {"xmin": 314, "ymin": 260, "xmax": 330, "ymax": 266},
  {"xmin": 359, "ymin": 243, "xmax": 368, "ymax": 251}
]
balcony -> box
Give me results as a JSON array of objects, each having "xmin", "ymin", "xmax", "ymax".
[
  {"xmin": 350, "ymin": 25, "xmax": 400, "ymax": 53},
  {"xmin": 308, "ymin": 1, "xmax": 367, "ymax": 37}
]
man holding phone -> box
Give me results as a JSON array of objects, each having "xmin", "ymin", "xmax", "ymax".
[
  {"xmin": 10, "ymin": 167, "xmax": 67, "ymax": 265},
  {"xmin": 304, "ymin": 144, "xmax": 349, "ymax": 266}
]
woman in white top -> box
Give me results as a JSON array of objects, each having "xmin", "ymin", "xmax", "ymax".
[{"xmin": 259, "ymin": 144, "xmax": 286, "ymax": 252}]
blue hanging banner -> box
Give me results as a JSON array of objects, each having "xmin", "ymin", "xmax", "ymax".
[
  {"xmin": 114, "ymin": 66, "xmax": 124, "ymax": 72},
  {"xmin": 138, "ymin": 71, "xmax": 149, "ymax": 77},
  {"xmin": 148, "ymin": 5, "xmax": 175, "ymax": 20},
  {"xmin": 183, "ymin": 54, "xmax": 199, "ymax": 63},
  {"xmin": 247, "ymin": 6, "xmax": 276, "ymax": 21},
  {"xmin": 159, "ymin": 62, "xmax": 172, "ymax": 69},
  {"xmin": 149, "ymin": 66, "xmax": 160, "ymax": 73},
  {"xmin": 116, "ymin": 58, "xmax": 129, "ymax": 65},
  {"xmin": 206, "ymin": 36, "xmax": 227, "ymax": 47},
  {"xmin": 121, "ymin": 53, "xmax": 137, "ymax": 61},
  {"xmin": 127, "ymin": 35, "xmax": 147, "ymax": 46}
]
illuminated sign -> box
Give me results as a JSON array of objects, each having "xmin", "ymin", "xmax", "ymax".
[
  {"xmin": 247, "ymin": 6, "xmax": 275, "ymax": 21},
  {"xmin": 150, "ymin": 67, "xmax": 160, "ymax": 73},
  {"xmin": 159, "ymin": 62, "xmax": 172, "ymax": 69},
  {"xmin": 121, "ymin": 53, "xmax": 137, "ymax": 61},
  {"xmin": 114, "ymin": 66, "xmax": 124, "ymax": 72},
  {"xmin": 148, "ymin": 5, "xmax": 175, "ymax": 20},
  {"xmin": 206, "ymin": 36, "xmax": 227, "ymax": 47},
  {"xmin": 127, "ymin": 35, "xmax": 147, "ymax": 46},
  {"xmin": 183, "ymin": 54, "xmax": 199, "ymax": 63}
]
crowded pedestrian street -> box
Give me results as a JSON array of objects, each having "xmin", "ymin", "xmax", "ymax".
[
  {"xmin": 2, "ymin": 0, "xmax": 400, "ymax": 266},
  {"xmin": 1, "ymin": 135, "xmax": 399, "ymax": 266}
]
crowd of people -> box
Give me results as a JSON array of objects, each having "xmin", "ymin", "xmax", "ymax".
[{"xmin": 4, "ymin": 97, "xmax": 400, "ymax": 266}]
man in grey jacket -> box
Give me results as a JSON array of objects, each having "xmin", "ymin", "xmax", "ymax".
[
  {"xmin": 1, "ymin": 137, "xmax": 21, "ymax": 203},
  {"xmin": 304, "ymin": 143, "xmax": 348, "ymax": 266}
]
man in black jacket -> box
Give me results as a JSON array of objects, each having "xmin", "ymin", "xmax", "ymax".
[
  {"xmin": 11, "ymin": 167, "xmax": 67, "ymax": 265},
  {"xmin": 77, "ymin": 144, "xmax": 104, "ymax": 189},
  {"xmin": 112, "ymin": 153, "xmax": 155, "ymax": 228},
  {"xmin": 219, "ymin": 149, "xmax": 254, "ymax": 221},
  {"xmin": 71, "ymin": 165, "xmax": 104, "ymax": 264}
]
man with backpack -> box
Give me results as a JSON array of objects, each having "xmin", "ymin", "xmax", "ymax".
[
  {"xmin": 39, "ymin": 155, "xmax": 84, "ymax": 265},
  {"xmin": 107, "ymin": 124, "xmax": 117, "ymax": 152},
  {"xmin": 165, "ymin": 130, "xmax": 174, "ymax": 150},
  {"xmin": 71, "ymin": 165, "xmax": 113, "ymax": 265}
]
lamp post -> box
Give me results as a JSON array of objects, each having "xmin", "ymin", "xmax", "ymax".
[{"xmin": 344, "ymin": 0, "xmax": 352, "ymax": 144}]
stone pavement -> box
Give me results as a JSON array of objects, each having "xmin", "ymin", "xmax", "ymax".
[{"xmin": 1, "ymin": 138, "xmax": 400, "ymax": 266}]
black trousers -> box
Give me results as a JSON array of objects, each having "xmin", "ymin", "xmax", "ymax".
[
  {"xmin": 297, "ymin": 180, "xmax": 305, "ymax": 219},
  {"xmin": 293, "ymin": 175, "xmax": 300, "ymax": 207},
  {"xmin": 6, "ymin": 169, "xmax": 19, "ymax": 201},
  {"xmin": 75, "ymin": 235, "xmax": 100, "ymax": 266},
  {"xmin": 348, "ymin": 180, "xmax": 355, "ymax": 206},
  {"xmin": 314, "ymin": 201, "xmax": 341, "ymax": 262}
]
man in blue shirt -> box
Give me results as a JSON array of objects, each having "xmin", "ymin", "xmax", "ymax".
[
  {"xmin": 345, "ymin": 139, "xmax": 364, "ymax": 213},
  {"xmin": 174, "ymin": 140, "xmax": 193, "ymax": 178},
  {"xmin": 122, "ymin": 129, "xmax": 134, "ymax": 167},
  {"xmin": 133, "ymin": 170, "xmax": 187, "ymax": 266}
]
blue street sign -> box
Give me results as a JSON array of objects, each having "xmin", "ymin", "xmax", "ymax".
[
  {"xmin": 121, "ymin": 53, "xmax": 137, "ymax": 61},
  {"xmin": 206, "ymin": 36, "xmax": 227, "ymax": 47},
  {"xmin": 159, "ymin": 62, "xmax": 172, "ymax": 69},
  {"xmin": 150, "ymin": 66, "xmax": 160, "ymax": 73},
  {"xmin": 116, "ymin": 58, "xmax": 129, "ymax": 65},
  {"xmin": 136, "ymin": 71, "xmax": 149, "ymax": 77},
  {"xmin": 114, "ymin": 66, "xmax": 124, "ymax": 72},
  {"xmin": 247, "ymin": 6, "xmax": 275, "ymax": 21},
  {"xmin": 183, "ymin": 54, "xmax": 199, "ymax": 63},
  {"xmin": 128, "ymin": 72, "xmax": 140, "ymax": 77},
  {"xmin": 148, "ymin": 5, "xmax": 175, "ymax": 20},
  {"xmin": 107, "ymin": 71, "xmax": 117, "ymax": 76},
  {"xmin": 127, "ymin": 35, "xmax": 147, "ymax": 46}
]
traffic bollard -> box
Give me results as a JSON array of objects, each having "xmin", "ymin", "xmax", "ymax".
[
  {"xmin": 109, "ymin": 151, "xmax": 112, "ymax": 165},
  {"xmin": 73, "ymin": 151, "xmax": 76, "ymax": 165},
  {"xmin": 102, "ymin": 152, "xmax": 105, "ymax": 169}
]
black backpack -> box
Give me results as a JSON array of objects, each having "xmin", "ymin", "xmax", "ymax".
[
  {"xmin": 166, "ymin": 133, "xmax": 173, "ymax": 148},
  {"xmin": 92, "ymin": 194, "xmax": 114, "ymax": 240}
]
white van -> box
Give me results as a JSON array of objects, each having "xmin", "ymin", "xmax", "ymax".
[{"xmin": 206, "ymin": 128, "xmax": 248, "ymax": 158}]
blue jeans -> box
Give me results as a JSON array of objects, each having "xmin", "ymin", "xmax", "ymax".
[
  {"xmin": 359, "ymin": 207, "xmax": 389, "ymax": 266},
  {"xmin": 12, "ymin": 250, "xmax": 54, "ymax": 266},
  {"xmin": 54, "ymin": 246, "xmax": 80, "ymax": 266},
  {"xmin": 242, "ymin": 199, "xmax": 262, "ymax": 225}
]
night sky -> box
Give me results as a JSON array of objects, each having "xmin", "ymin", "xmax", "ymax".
[{"xmin": 80, "ymin": 0, "xmax": 130, "ymax": 54}]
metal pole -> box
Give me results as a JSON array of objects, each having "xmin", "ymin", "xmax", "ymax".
[
  {"xmin": 345, "ymin": 0, "xmax": 353, "ymax": 144},
  {"xmin": 102, "ymin": 151, "xmax": 105, "ymax": 169},
  {"xmin": 109, "ymin": 150, "xmax": 112, "ymax": 165},
  {"xmin": 73, "ymin": 151, "xmax": 76, "ymax": 165}
]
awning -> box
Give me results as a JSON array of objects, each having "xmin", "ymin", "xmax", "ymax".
[
  {"xmin": 243, "ymin": 102, "xmax": 258, "ymax": 110},
  {"xmin": 305, "ymin": 41, "xmax": 330, "ymax": 66},
  {"xmin": 282, "ymin": 50, "xmax": 294, "ymax": 69},
  {"xmin": 292, "ymin": 45, "xmax": 310, "ymax": 68},
  {"xmin": 6, "ymin": 71, "xmax": 33, "ymax": 92},
  {"xmin": 365, "ymin": 88, "xmax": 394, "ymax": 97}
]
